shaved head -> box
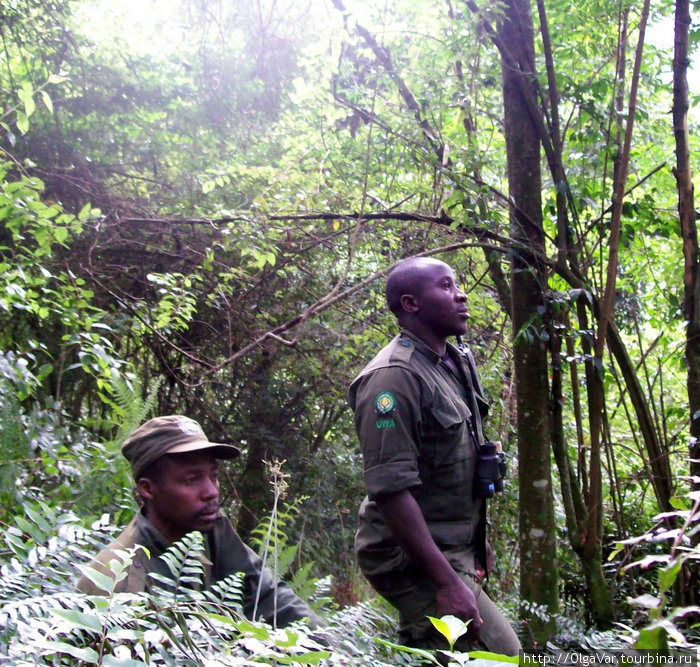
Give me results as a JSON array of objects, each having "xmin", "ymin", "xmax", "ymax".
[{"xmin": 386, "ymin": 257, "xmax": 451, "ymax": 318}]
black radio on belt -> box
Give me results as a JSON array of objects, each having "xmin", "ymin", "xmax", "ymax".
[{"xmin": 474, "ymin": 441, "xmax": 508, "ymax": 499}]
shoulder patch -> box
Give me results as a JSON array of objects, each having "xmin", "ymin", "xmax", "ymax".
[{"xmin": 375, "ymin": 391, "xmax": 396, "ymax": 414}]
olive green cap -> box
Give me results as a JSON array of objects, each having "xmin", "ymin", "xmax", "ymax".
[{"xmin": 122, "ymin": 415, "xmax": 241, "ymax": 480}]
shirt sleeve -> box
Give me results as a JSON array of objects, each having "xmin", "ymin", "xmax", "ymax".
[{"xmin": 351, "ymin": 365, "xmax": 424, "ymax": 498}]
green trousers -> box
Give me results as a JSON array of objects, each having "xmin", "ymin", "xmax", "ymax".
[{"xmin": 366, "ymin": 546, "xmax": 521, "ymax": 657}]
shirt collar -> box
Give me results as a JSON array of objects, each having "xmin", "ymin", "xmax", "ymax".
[
  {"xmin": 399, "ymin": 329, "xmax": 460, "ymax": 365},
  {"xmin": 135, "ymin": 506, "xmax": 171, "ymax": 553}
]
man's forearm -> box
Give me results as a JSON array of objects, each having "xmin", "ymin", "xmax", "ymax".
[{"xmin": 374, "ymin": 488, "xmax": 482, "ymax": 638}]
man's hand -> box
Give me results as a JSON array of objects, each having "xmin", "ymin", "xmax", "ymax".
[
  {"xmin": 435, "ymin": 578, "xmax": 482, "ymax": 642},
  {"xmin": 374, "ymin": 490, "xmax": 484, "ymax": 643}
]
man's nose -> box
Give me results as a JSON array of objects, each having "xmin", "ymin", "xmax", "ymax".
[
  {"xmin": 456, "ymin": 289, "xmax": 467, "ymax": 301},
  {"xmin": 202, "ymin": 477, "xmax": 219, "ymax": 499}
]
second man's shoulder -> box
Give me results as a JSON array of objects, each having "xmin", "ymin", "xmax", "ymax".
[
  {"xmin": 348, "ymin": 335, "xmax": 426, "ymax": 410},
  {"xmin": 357, "ymin": 334, "xmax": 421, "ymax": 375}
]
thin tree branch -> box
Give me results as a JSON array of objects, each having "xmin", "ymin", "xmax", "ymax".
[{"xmin": 201, "ymin": 239, "xmax": 518, "ymax": 378}]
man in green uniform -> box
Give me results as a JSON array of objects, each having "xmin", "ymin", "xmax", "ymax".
[
  {"xmin": 349, "ymin": 257, "xmax": 520, "ymax": 655},
  {"xmin": 78, "ymin": 415, "xmax": 323, "ymax": 629}
]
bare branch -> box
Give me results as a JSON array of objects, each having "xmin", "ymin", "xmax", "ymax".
[{"xmin": 201, "ymin": 239, "xmax": 522, "ymax": 379}]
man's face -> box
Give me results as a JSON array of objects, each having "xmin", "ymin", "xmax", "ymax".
[
  {"xmin": 139, "ymin": 451, "xmax": 220, "ymax": 544},
  {"xmin": 412, "ymin": 261, "xmax": 469, "ymax": 339}
]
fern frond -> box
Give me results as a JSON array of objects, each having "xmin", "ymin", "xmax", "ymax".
[
  {"xmin": 204, "ymin": 571, "xmax": 245, "ymax": 616},
  {"xmin": 249, "ymin": 498, "xmax": 304, "ymax": 556},
  {"xmin": 150, "ymin": 531, "xmax": 207, "ymax": 597},
  {"xmin": 110, "ymin": 375, "xmax": 163, "ymax": 447},
  {"xmin": 271, "ymin": 543, "xmax": 299, "ymax": 581},
  {"xmin": 289, "ymin": 560, "xmax": 317, "ymax": 601},
  {"xmin": 0, "ymin": 591, "xmax": 94, "ymax": 629}
]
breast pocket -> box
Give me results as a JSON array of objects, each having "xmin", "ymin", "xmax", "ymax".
[
  {"xmin": 431, "ymin": 394, "xmax": 469, "ymax": 429},
  {"xmin": 426, "ymin": 395, "xmax": 473, "ymax": 468},
  {"xmin": 417, "ymin": 394, "xmax": 477, "ymax": 519}
]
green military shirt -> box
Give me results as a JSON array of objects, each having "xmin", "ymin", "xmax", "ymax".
[
  {"xmin": 77, "ymin": 508, "xmax": 323, "ymax": 629},
  {"xmin": 349, "ymin": 330, "xmax": 488, "ymax": 576}
]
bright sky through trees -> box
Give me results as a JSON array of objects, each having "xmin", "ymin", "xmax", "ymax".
[
  {"xmin": 75, "ymin": 0, "xmax": 184, "ymax": 57},
  {"xmin": 78, "ymin": 0, "xmax": 697, "ymax": 99}
]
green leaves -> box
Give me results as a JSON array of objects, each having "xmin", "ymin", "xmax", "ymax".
[
  {"xmin": 373, "ymin": 637, "xmax": 441, "ymax": 664},
  {"xmin": 18, "ymin": 82, "xmax": 36, "ymax": 119},
  {"xmin": 15, "ymin": 110, "xmax": 29, "ymax": 135},
  {"xmin": 77, "ymin": 563, "xmax": 121, "ymax": 595},
  {"xmin": 617, "ymin": 486, "xmax": 700, "ymax": 649},
  {"xmin": 152, "ymin": 531, "xmax": 207, "ymax": 595},
  {"xmin": 37, "ymin": 640, "xmax": 101, "ymax": 662},
  {"xmin": 40, "ymin": 90, "xmax": 53, "ymax": 114},
  {"xmin": 0, "ymin": 0, "xmax": 694, "ymax": 659},
  {"xmin": 0, "ymin": 508, "xmax": 341, "ymax": 665},
  {"xmin": 657, "ymin": 561, "xmax": 682, "ymax": 596},
  {"xmin": 146, "ymin": 272, "xmax": 201, "ymax": 332},
  {"xmin": 377, "ymin": 615, "xmax": 520, "ymax": 666},
  {"xmin": 632, "ymin": 626, "xmax": 669, "ymax": 651},
  {"xmin": 5, "ymin": 73, "xmax": 64, "ymax": 135},
  {"xmin": 0, "ymin": 166, "xmax": 99, "ymax": 347},
  {"xmin": 51, "ymin": 607, "xmax": 105, "ymax": 633},
  {"xmin": 427, "ymin": 614, "xmax": 470, "ymax": 650}
]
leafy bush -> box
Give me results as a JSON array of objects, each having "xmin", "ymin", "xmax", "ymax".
[
  {"xmin": 0, "ymin": 498, "xmax": 408, "ymax": 665},
  {"xmin": 611, "ymin": 485, "xmax": 700, "ymax": 650},
  {"xmin": 0, "ymin": 352, "xmax": 137, "ymax": 527},
  {"xmin": 0, "ymin": 496, "xmax": 536, "ymax": 666}
]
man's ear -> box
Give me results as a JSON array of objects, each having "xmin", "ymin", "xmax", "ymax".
[
  {"xmin": 400, "ymin": 293, "xmax": 419, "ymax": 313},
  {"xmin": 137, "ymin": 477, "xmax": 156, "ymax": 502}
]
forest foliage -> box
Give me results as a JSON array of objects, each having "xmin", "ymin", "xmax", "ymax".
[{"xmin": 0, "ymin": 0, "xmax": 699, "ymax": 663}]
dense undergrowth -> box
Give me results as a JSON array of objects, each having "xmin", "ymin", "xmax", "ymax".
[
  {"xmin": 1, "ymin": 490, "xmax": 697, "ymax": 666},
  {"xmin": 1, "ymin": 359, "xmax": 698, "ymax": 664}
]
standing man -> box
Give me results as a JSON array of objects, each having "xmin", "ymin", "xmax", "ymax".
[
  {"xmin": 349, "ymin": 257, "xmax": 520, "ymax": 655},
  {"xmin": 78, "ymin": 415, "xmax": 324, "ymax": 630}
]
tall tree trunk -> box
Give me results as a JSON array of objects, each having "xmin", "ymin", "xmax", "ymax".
[
  {"xmin": 469, "ymin": 0, "xmax": 618, "ymax": 626},
  {"xmin": 498, "ymin": 0, "xmax": 558, "ymax": 641},
  {"xmin": 673, "ymin": 0, "xmax": 699, "ymax": 603},
  {"xmin": 582, "ymin": 0, "xmax": 651, "ymax": 629},
  {"xmin": 551, "ymin": 300, "xmax": 615, "ymax": 627},
  {"xmin": 674, "ymin": 0, "xmax": 699, "ymax": 487}
]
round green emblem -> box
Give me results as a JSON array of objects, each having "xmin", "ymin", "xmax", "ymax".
[{"xmin": 375, "ymin": 392, "xmax": 396, "ymax": 414}]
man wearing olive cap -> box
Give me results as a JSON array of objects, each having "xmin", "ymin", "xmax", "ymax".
[{"xmin": 78, "ymin": 415, "xmax": 323, "ymax": 629}]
